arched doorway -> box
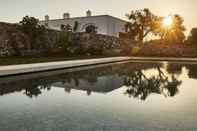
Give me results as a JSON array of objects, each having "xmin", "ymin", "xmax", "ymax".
[{"xmin": 82, "ymin": 23, "xmax": 98, "ymax": 34}]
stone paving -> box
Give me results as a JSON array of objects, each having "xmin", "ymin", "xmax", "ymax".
[
  {"xmin": 0, "ymin": 57, "xmax": 131, "ymax": 76},
  {"xmin": 1, "ymin": 56, "xmax": 197, "ymax": 77}
]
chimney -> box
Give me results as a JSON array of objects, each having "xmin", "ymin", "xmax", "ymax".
[
  {"xmin": 86, "ymin": 10, "xmax": 92, "ymax": 17},
  {"xmin": 45, "ymin": 15, "xmax": 49, "ymax": 21},
  {"xmin": 63, "ymin": 13, "xmax": 70, "ymax": 19}
]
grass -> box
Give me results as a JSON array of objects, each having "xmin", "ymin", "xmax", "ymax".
[{"xmin": 0, "ymin": 55, "xmax": 110, "ymax": 66}]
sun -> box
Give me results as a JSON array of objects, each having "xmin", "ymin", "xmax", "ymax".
[{"xmin": 162, "ymin": 15, "xmax": 173, "ymax": 28}]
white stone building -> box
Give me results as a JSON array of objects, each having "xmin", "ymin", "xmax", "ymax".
[{"xmin": 39, "ymin": 11, "xmax": 127, "ymax": 37}]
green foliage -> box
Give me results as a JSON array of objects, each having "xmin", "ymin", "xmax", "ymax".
[
  {"xmin": 57, "ymin": 32, "xmax": 83, "ymax": 55},
  {"xmin": 61, "ymin": 24, "xmax": 72, "ymax": 32},
  {"xmin": 131, "ymin": 46, "xmax": 140, "ymax": 55},
  {"xmin": 125, "ymin": 8, "xmax": 158, "ymax": 42},
  {"xmin": 125, "ymin": 9, "xmax": 186, "ymax": 44},
  {"xmin": 161, "ymin": 14, "xmax": 186, "ymax": 43},
  {"xmin": 19, "ymin": 16, "xmax": 40, "ymax": 33},
  {"xmin": 19, "ymin": 16, "xmax": 47, "ymax": 49},
  {"xmin": 57, "ymin": 32, "xmax": 70, "ymax": 53},
  {"xmin": 188, "ymin": 28, "xmax": 197, "ymax": 44},
  {"xmin": 73, "ymin": 21, "xmax": 79, "ymax": 32}
]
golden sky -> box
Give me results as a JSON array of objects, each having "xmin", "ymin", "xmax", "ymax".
[{"xmin": 0, "ymin": 0, "xmax": 196, "ymax": 33}]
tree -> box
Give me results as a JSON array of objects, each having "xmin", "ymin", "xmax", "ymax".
[
  {"xmin": 188, "ymin": 28, "xmax": 197, "ymax": 44},
  {"xmin": 125, "ymin": 8, "xmax": 159, "ymax": 42},
  {"xmin": 57, "ymin": 32, "xmax": 70, "ymax": 53},
  {"xmin": 73, "ymin": 21, "xmax": 79, "ymax": 32},
  {"xmin": 19, "ymin": 16, "xmax": 46, "ymax": 49},
  {"xmin": 162, "ymin": 14, "xmax": 186, "ymax": 43},
  {"xmin": 61, "ymin": 24, "xmax": 72, "ymax": 32}
]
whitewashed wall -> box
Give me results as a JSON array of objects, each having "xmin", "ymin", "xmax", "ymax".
[
  {"xmin": 106, "ymin": 16, "xmax": 126, "ymax": 36},
  {"xmin": 39, "ymin": 15, "xmax": 126, "ymax": 37}
]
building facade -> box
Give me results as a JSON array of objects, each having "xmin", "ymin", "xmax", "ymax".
[{"xmin": 39, "ymin": 11, "xmax": 127, "ymax": 37}]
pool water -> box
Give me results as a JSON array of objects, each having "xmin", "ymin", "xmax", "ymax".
[{"xmin": 0, "ymin": 61, "xmax": 197, "ymax": 131}]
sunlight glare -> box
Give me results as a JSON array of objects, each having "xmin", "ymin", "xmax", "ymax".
[{"xmin": 162, "ymin": 15, "xmax": 173, "ymax": 28}]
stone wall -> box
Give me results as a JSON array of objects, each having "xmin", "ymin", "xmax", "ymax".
[
  {"xmin": 134, "ymin": 42, "xmax": 197, "ymax": 57},
  {"xmin": 68, "ymin": 33, "xmax": 136, "ymax": 55},
  {"xmin": 0, "ymin": 22, "xmax": 30, "ymax": 56},
  {"xmin": 0, "ymin": 22, "xmax": 135, "ymax": 57}
]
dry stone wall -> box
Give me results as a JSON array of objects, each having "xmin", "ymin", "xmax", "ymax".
[{"xmin": 0, "ymin": 22, "xmax": 135, "ymax": 57}]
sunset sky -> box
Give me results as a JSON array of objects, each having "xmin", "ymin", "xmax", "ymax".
[{"xmin": 0, "ymin": 0, "xmax": 197, "ymax": 34}]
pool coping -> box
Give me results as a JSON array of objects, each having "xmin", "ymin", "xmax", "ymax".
[
  {"xmin": 0, "ymin": 56, "xmax": 197, "ymax": 77},
  {"xmin": 0, "ymin": 57, "xmax": 132, "ymax": 77}
]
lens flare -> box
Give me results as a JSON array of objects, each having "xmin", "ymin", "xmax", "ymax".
[{"xmin": 162, "ymin": 15, "xmax": 173, "ymax": 28}]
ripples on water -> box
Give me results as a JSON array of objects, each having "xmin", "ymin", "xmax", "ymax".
[{"xmin": 0, "ymin": 61, "xmax": 197, "ymax": 131}]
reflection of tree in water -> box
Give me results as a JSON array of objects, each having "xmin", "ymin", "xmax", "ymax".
[
  {"xmin": 87, "ymin": 89, "xmax": 92, "ymax": 96},
  {"xmin": 0, "ymin": 62, "xmax": 187, "ymax": 99},
  {"xmin": 64, "ymin": 86, "xmax": 72, "ymax": 93},
  {"xmin": 166, "ymin": 63, "xmax": 183, "ymax": 75},
  {"xmin": 185, "ymin": 64, "xmax": 197, "ymax": 79},
  {"xmin": 124, "ymin": 67, "xmax": 182, "ymax": 100},
  {"xmin": 24, "ymin": 83, "xmax": 51, "ymax": 98},
  {"xmin": 0, "ymin": 78, "xmax": 52, "ymax": 98}
]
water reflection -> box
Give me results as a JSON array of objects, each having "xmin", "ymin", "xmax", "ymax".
[
  {"xmin": 0, "ymin": 78, "xmax": 52, "ymax": 98},
  {"xmin": 124, "ymin": 67, "xmax": 182, "ymax": 100},
  {"xmin": 185, "ymin": 64, "xmax": 197, "ymax": 79},
  {"xmin": 24, "ymin": 84, "xmax": 51, "ymax": 98},
  {"xmin": 167, "ymin": 63, "xmax": 183, "ymax": 75},
  {"xmin": 0, "ymin": 61, "xmax": 197, "ymax": 100}
]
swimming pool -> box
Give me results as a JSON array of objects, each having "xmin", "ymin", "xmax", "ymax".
[{"xmin": 0, "ymin": 61, "xmax": 196, "ymax": 131}]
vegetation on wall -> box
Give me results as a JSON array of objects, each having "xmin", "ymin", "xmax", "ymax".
[
  {"xmin": 73, "ymin": 21, "xmax": 79, "ymax": 32},
  {"xmin": 19, "ymin": 16, "xmax": 47, "ymax": 50},
  {"xmin": 61, "ymin": 24, "xmax": 72, "ymax": 32},
  {"xmin": 1, "ymin": 11, "xmax": 197, "ymax": 59},
  {"xmin": 56, "ymin": 32, "xmax": 84, "ymax": 55},
  {"xmin": 57, "ymin": 32, "xmax": 70, "ymax": 53}
]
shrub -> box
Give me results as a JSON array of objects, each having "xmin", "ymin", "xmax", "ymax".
[
  {"xmin": 19, "ymin": 16, "xmax": 47, "ymax": 50},
  {"xmin": 57, "ymin": 32, "xmax": 71, "ymax": 54},
  {"xmin": 131, "ymin": 46, "xmax": 140, "ymax": 55},
  {"xmin": 73, "ymin": 21, "xmax": 79, "ymax": 32},
  {"xmin": 188, "ymin": 28, "xmax": 197, "ymax": 44}
]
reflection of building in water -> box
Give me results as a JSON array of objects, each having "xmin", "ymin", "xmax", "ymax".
[
  {"xmin": 0, "ymin": 62, "xmax": 190, "ymax": 99},
  {"xmin": 53, "ymin": 75, "xmax": 123, "ymax": 94}
]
